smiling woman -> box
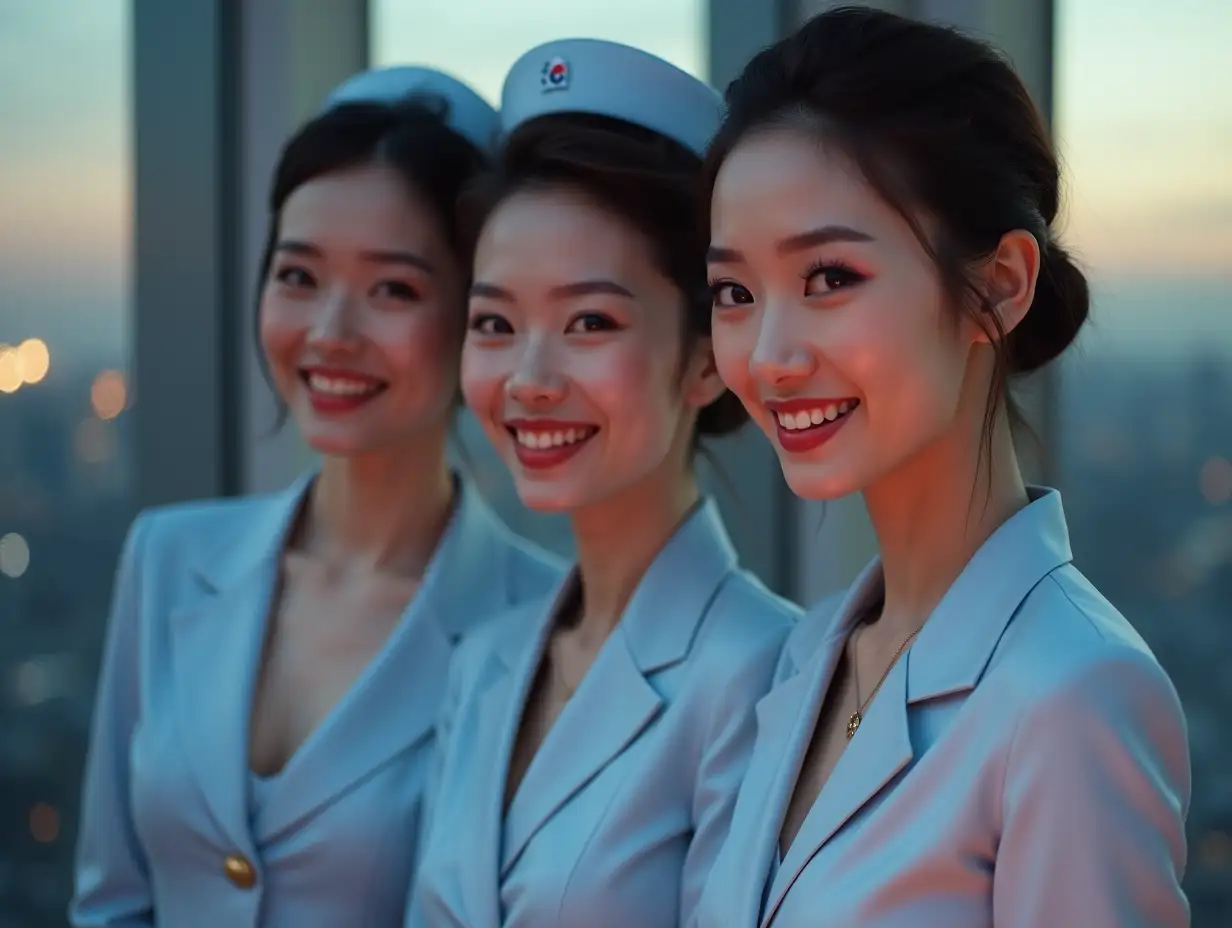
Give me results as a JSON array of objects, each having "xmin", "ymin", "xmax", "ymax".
[
  {"xmin": 408, "ymin": 38, "xmax": 798, "ymax": 928},
  {"xmin": 70, "ymin": 67, "xmax": 563, "ymax": 928}
]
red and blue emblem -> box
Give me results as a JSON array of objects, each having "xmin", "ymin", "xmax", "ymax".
[{"xmin": 540, "ymin": 56, "xmax": 570, "ymax": 92}]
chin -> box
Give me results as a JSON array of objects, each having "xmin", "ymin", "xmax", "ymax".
[
  {"xmin": 779, "ymin": 462, "xmax": 865, "ymax": 502},
  {"xmin": 511, "ymin": 482, "xmax": 584, "ymax": 514}
]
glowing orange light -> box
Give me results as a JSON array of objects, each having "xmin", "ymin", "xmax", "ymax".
[
  {"xmin": 17, "ymin": 338, "xmax": 50, "ymax": 384},
  {"xmin": 91, "ymin": 369, "xmax": 127, "ymax": 420},
  {"xmin": 0, "ymin": 347, "xmax": 21, "ymax": 394},
  {"xmin": 29, "ymin": 803, "xmax": 60, "ymax": 844},
  {"xmin": 1199, "ymin": 457, "xmax": 1232, "ymax": 506}
]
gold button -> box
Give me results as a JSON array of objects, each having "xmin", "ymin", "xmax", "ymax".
[{"xmin": 222, "ymin": 853, "xmax": 257, "ymax": 889}]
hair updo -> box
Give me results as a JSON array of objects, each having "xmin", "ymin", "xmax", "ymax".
[
  {"xmin": 704, "ymin": 5, "xmax": 1090, "ymax": 426},
  {"xmin": 461, "ymin": 112, "xmax": 748, "ymax": 438}
]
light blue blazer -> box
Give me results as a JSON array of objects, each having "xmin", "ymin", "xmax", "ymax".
[
  {"xmin": 70, "ymin": 473, "xmax": 563, "ymax": 928},
  {"xmin": 409, "ymin": 500, "xmax": 799, "ymax": 928},
  {"xmin": 695, "ymin": 487, "xmax": 1190, "ymax": 928}
]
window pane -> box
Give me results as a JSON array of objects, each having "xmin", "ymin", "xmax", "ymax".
[
  {"xmin": 369, "ymin": 0, "xmax": 705, "ymax": 555},
  {"xmin": 1056, "ymin": 1, "xmax": 1231, "ymax": 920},
  {"xmin": 0, "ymin": 2, "xmax": 132, "ymax": 924}
]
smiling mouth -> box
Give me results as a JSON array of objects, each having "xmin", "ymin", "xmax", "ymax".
[
  {"xmin": 773, "ymin": 399, "xmax": 857, "ymax": 431},
  {"xmin": 299, "ymin": 369, "xmax": 388, "ymax": 412},
  {"xmin": 504, "ymin": 422, "xmax": 599, "ymax": 470}
]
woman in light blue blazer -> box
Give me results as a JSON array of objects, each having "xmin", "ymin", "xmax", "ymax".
[
  {"xmin": 408, "ymin": 39, "xmax": 799, "ymax": 928},
  {"xmin": 695, "ymin": 8, "xmax": 1190, "ymax": 927},
  {"xmin": 70, "ymin": 67, "xmax": 562, "ymax": 928}
]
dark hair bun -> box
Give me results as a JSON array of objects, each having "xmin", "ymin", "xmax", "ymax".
[
  {"xmin": 697, "ymin": 390, "xmax": 749, "ymax": 437},
  {"xmin": 1008, "ymin": 240, "xmax": 1090, "ymax": 374}
]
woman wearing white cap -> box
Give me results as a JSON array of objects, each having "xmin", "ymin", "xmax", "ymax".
[
  {"xmin": 70, "ymin": 67, "xmax": 562, "ymax": 928},
  {"xmin": 694, "ymin": 7, "xmax": 1188, "ymax": 927},
  {"xmin": 409, "ymin": 39, "xmax": 799, "ymax": 928}
]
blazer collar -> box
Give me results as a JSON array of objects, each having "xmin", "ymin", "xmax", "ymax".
[
  {"xmin": 758, "ymin": 486, "xmax": 1073, "ymax": 924},
  {"xmin": 493, "ymin": 497, "xmax": 738, "ymax": 674},
  {"xmin": 489, "ymin": 498, "xmax": 739, "ymax": 874},
  {"xmin": 173, "ymin": 471, "xmax": 520, "ymax": 851}
]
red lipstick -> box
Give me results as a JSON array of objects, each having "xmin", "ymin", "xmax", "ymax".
[
  {"xmin": 763, "ymin": 397, "xmax": 859, "ymax": 454},
  {"xmin": 505, "ymin": 418, "xmax": 599, "ymax": 471}
]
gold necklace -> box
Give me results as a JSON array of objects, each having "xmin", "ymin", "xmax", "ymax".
[{"xmin": 846, "ymin": 626, "xmax": 920, "ymax": 740}]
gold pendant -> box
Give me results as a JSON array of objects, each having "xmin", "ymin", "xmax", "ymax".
[{"xmin": 846, "ymin": 711, "xmax": 861, "ymax": 740}]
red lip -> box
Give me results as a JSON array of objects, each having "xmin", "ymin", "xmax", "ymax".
[
  {"xmin": 504, "ymin": 419, "xmax": 599, "ymax": 471},
  {"xmin": 763, "ymin": 397, "xmax": 859, "ymax": 454},
  {"xmin": 299, "ymin": 367, "xmax": 387, "ymax": 416}
]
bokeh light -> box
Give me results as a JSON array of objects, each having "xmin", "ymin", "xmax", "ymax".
[
  {"xmin": 17, "ymin": 338, "xmax": 50, "ymax": 384},
  {"xmin": 0, "ymin": 533, "xmax": 31, "ymax": 578},
  {"xmin": 90, "ymin": 369, "xmax": 127, "ymax": 420},
  {"xmin": 1200, "ymin": 457, "xmax": 1232, "ymax": 506},
  {"xmin": 0, "ymin": 346, "xmax": 21, "ymax": 394}
]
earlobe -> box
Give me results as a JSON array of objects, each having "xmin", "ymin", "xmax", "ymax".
[{"xmin": 972, "ymin": 229, "xmax": 1041, "ymax": 343}]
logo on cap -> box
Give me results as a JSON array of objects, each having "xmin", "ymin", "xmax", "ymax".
[{"xmin": 540, "ymin": 57, "xmax": 570, "ymax": 93}]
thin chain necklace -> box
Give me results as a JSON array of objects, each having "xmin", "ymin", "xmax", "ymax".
[{"xmin": 846, "ymin": 624, "xmax": 920, "ymax": 740}]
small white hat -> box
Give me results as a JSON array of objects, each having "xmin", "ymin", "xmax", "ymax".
[
  {"xmin": 323, "ymin": 66, "xmax": 499, "ymax": 155},
  {"xmin": 500, "ymin": 39, "xmax": 722, "ymax": 156}
]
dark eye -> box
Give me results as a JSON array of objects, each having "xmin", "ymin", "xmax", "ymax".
[
  {"xmin": 468, "ymin": 313, "xmax": 513, "ymax": 336},
  {"xmin": 709, "ymin": 280, "xmax": 754, "ymax": 308},
  {"xmin": 374, "ymin": 280, "xmax": 421, "ymax": 303},
  {"xmin": 804, "ymin": 262, "xmax": 866, "ymax": 295},
  {"xmin": 566, "ymin": 312, "xmax": 619, "ymax": 334},
  {"xmin": 274, "ymin": 266, "xmax": 315, "ymax": 289}
]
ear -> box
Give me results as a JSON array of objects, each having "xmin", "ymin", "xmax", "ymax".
[
  {"xmin": 682, "ymin": 336, "xmax": 727, "ymax": 411},
  {"xmin": 970, "ymin": 229, "xmax": 1040, "ymax": 344}
]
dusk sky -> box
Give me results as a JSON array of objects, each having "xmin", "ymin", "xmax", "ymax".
[{"xmin": 0, "ymin": 0, "xmax": 1227, "ymax": 367}]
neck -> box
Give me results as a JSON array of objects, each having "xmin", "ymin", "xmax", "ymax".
[
  {"xmin": 568, "ymin": 461, "xmax": 701, "ymax": 638},
  {"xmin": 862, "ymin": 407, "xmax": 1028, "ymax": 637},
  {"xmin": 302, "ymin": 431, "xmax": 454, "ymax": 577}
]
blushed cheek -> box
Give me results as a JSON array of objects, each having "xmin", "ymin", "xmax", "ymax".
[{"xmin": 459, "ymin": 351, "xmax": 507, "ymax": 422}]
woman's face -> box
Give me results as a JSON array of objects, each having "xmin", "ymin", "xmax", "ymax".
[
  {"xmin": 462, "ymin": 186, "xmax": 718, "ymax": 513},
  {"xmin": 259, "ymin": 162, "xmax": 465, "ymax": 457},
  {"xmin": 706, "ymin": 127, "xmax": 992, "ymax": 500}
]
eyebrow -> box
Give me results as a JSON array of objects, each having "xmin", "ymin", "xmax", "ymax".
[
  {"xmin": 274, "ymin": 239, "xmax": 437, "ymax": 275},
  {"xmin": 707, "ymin": 224, "xmax": 875, "ymax": 264},
  {"xmin": 469, "ymin": 279, "xmax": 635, "ymax": 301}
]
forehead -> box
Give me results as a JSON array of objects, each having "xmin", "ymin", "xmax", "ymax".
[
  {"xmin": 278, "ymin": 163, "xmax": 441, "ymax": 252},
  {"xmin": 475, "ymin": 186, "xmax": 657, "ymax": 282},
  {"xmin": 710, "ymin": 127, "xmax": 894, "ymax": 244}
]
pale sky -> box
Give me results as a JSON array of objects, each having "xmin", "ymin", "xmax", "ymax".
[{"xmin": 0, "ymin": 0, "xmax": 1226, "ymax": 367}]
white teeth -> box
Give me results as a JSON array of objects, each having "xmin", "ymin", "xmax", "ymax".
[
  {"xmin": 307, "ymin": 374, "xmax": 381, "ymax": 396},
  {"xmin": 515, "ymin": 427, "xmax": 595, "ymax": 449},
  {"xmin": 775, "ymin": 401, "xmax": 858, "ymax": 431}
]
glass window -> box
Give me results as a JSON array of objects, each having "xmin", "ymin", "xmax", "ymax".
[
  {"xmin": 0, "ymin": 3, "xmax": 132, "ymax": 924},
  {"xmin": 370, "ymin": 0, "xmax": 705, "ymax": 555},
  {"xmin": 1056, "ymin": 1, "xmax": 1231, "ymax": 920}
]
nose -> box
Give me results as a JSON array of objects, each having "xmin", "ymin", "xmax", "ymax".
[
  {"xmin": 749, "ymin": 309, "xmax": 817, "ymax": 389},
  {"xmin": 507, "ymin": 336, "xmax": 567, "ymax": 408},
  {"xmin": 306, "ymin": 288, "xmax": 361, "ymax": 354}
]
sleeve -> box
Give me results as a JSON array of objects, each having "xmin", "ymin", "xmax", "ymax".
[
  {"xmin": 680, "ymin": 620, "xmax": 789, "ymax": 925},
  {"xmin": 69, "ymin": 514, "xmax": 156, "ymax": 927},
  {"xmin": 993, "ymin": 650, "xmax": 1191, "ymax": 927}
]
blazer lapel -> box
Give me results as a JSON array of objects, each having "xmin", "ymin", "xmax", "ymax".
[
  {"xmin": 724, "ymin": 670, "xmax": 816, "ymax": 926},
  {"xmin": 500, "ymin": 621, "xmax": 665, "ymax": 876},
  {"xmin": 762, "ymin": 656, "xmax": 913, "ymax": 927},
  {"xmin": 500, "ymin": 500, "xmax": 737, "ymax": 877},
  {"xmin": 761, "ymin": 488, "xmax": 1074, "ymax": 924},
  {"xmin": 168, "ymin": 476, "xmax": 311, "ymax": 853},
  {"xmin": 255, "ymin": 476, "xmax": 517, "ymax": 843}
]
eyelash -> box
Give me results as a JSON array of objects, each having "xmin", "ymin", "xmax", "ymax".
[
  {"xmin": 467, "ymin": 312, "xmax": 623, "ymax": 336},
  {"xmin": 802, "ymin": 259, "xmax": 866, "ymax": 292},
  {"xmin": 272, "ymin": 266, "xmax": 421, "ymax": 304}
]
